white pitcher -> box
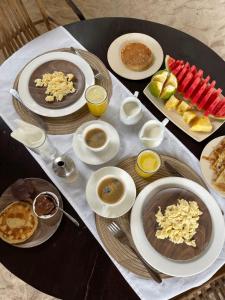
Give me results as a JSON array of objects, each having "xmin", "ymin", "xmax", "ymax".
[
  {"xmin": 120, "ymin": 91, "xmax": 143, "ymax": 125},
  {"xmin": 139, "ymin": 118, "xmax": 169, "ymax": 148}
]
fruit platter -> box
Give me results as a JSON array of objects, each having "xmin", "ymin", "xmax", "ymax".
[{"xmin": 143, "ymin": 55, "xmax": 225, "ymax": 142}]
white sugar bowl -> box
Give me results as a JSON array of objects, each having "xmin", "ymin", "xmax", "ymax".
[{"xmin": 120, "ymin": 91, "xmax": 143, "ymax": 125}]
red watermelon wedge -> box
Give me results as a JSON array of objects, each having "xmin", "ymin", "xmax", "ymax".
[
  {"xmin": 198, "ymin": 81, "xmax": 216, "ymax": 109},
  {"xmin": 184, "ymin": 75, "xmax": 201, "ymax": 99}
]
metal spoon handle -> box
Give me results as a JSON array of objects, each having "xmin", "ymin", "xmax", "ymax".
[{"xmin": 58, "ymin": 207, "xmax": 79, "ymax": 227}]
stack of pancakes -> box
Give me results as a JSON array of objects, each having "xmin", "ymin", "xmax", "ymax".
[
  {"xmin": 121, "ymin": 42, "xmax": 153, "ymax": 71},
  {"xmin": 0, "ymin": 201, "xmax": 38, "ymax": 244}
]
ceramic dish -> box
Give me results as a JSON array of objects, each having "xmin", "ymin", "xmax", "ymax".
[
  {"xmin": 143, "ymin": 87, "xmax": 225, "ymax": 142},
  {"xmin": 0, "ymin": 178, "xmax": 63, "ymax": 248},
  {"xmin": 107, "ymin": 33, "xmax": 163, "ymax": 80},
  {"xmin": 18, "ymin": 52, "xmax": 95, "ymax": 117},
  {"xmin": 72, "ymin": 120, "xmax": 120, "ymax": 165},
  {"xmin": 86, "ymin": 167, "xmax": 136, "ymax": 218},
  {"xmin": 200, "ymin": 136, "xmax": 225, "ymax": 197},
  {"xmin": 130, "ymin": 177, "xmax": 225, "ymax": 277}
]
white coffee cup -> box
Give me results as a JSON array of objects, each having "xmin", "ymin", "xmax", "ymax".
[
  {"xmin": 79, "ymin": 124, "xmax": 109, "ymax": 152},
  {"xmin": 139, "ymin": 118, "xmax": 169, "ymax": 148},
  {"xmin": 120, "ymin": 91, "xmax": 143, "ymax": 125},
  {"xmin": 96, "ymin": 175, "xmax": 126, "ymax": 206}
]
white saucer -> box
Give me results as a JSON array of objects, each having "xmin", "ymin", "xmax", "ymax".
[
  {"xmin": 107, "ymin": 33, "xmax": 164, "ymax": 80},
  {"xmin": 200, "ymin": 136, "xmax": 225, "ymax": 198},
  {"xmin": 72, "ymin": 120, "xmax": 120, "ymax": 165},
  {"xmin": 86, "ymin": 167, "xmax": 136, "ymax": 218},
  {"xmin": 18, "ymin": 52, "xmax": 95, "ymax": 117},
  {"xmin": 130, "ymin": 177, "xmax": 225, "ymax": 277}
]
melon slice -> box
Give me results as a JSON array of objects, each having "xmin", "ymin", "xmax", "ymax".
[
  {"xmin": 198, "ymin": 81, "xmax": 216, "ymax": 110},
  {"xmin": 172, "ymin": 64, "xmax": 184, "ymax": 76},
  {"xmin": 177, "ymin": 63, "xmax": 190, "ymax": 82},
  {"xmin": 191, "ymin": 79, "xmax": 208, "ymax": 105},
  {"xmin": 205, "ymin": 97, "xmax": 223, "ymax": 116},
  {"xmin": 165, "ymin": 55, "xmax": 176, "ymax": 71},
  {"xmin": 178, "ymin": 71, "xmax": 193, "ymax": 93},
  {"xmin": 184, "ymin": 76, "xmax": 201, "ymax": 100},
  {"xmin": 204, "ymin": 88, "xmax": 222, "ymax": 111}
]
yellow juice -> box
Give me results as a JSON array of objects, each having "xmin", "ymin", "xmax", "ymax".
[
  {"xmin": 85, "ymin": 85, "xmax": 108, "ymax": 117},
  {"xmin": 135, "ymin": 150, "xmax": 161, "ymax": 178}
]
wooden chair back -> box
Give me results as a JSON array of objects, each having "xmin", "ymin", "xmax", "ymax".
[{"xmin": 0, "ymin": 0, "xmax": 39, "ymax": 59}]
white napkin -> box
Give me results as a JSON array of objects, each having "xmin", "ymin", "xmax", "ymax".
[{"xmin": 10, "ymin": 120, "xmax": 45, "ymax": 148}]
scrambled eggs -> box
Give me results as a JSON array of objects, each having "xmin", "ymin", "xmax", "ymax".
[
  {"xmin": 155, "ymin": 199, "xmax": 202, "ymax": 247},
  {"xmin": 34, "ymin": 71, "xmax": 75, "ymax": 102}
]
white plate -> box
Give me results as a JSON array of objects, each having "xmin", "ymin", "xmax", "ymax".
[
  {"xmin": 72, "ymin": 120, "xmax": 120, "ymax": 165},
  {"xmin": 143, "ymin": 86, "xmax": 225, "ymax": 142},
  {"xmin": 200, "ymin": 136, "xmax": 225, "ymax": 197},
  {"xmin": 18, "ymin": 52, "xmax": 95, "ymax": 117},
  {"xmin": 130, "ymin": 177, "xmax": 225, "ymax": 277},
  {"xmin": 107, "ymin": 33, "xmax": 163, "ymax": 80},
  {"xmin": 86, "ymin": 167, "xmax": 136, "ymax": 218}
]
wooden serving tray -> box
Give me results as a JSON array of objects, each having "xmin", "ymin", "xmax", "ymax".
[{"xmin": 95, "ymin": 155, "xmax": 206, "ymax": 279}]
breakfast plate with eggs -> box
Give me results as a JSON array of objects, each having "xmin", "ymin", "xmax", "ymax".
[
  {"xmin": 107, "ymin": 33, "xmax": 163, "ymax": 80},
  {"xmin": 18, "ymin": 52, "xmax": 95, "ymax": 117},
  {"xmin": 130, "ymin": 177, "xmax": 225, "ymax": 277}
]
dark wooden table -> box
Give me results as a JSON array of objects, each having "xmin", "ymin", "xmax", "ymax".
[{"xmin": 1, "ymin": 17, "xmax": 225, "ymax": 300}]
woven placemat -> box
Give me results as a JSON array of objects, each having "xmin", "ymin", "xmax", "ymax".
[
  {"xmin": 12, "ymin": 48, "xmax": 112, "ymax": 135},
  {"xmin": 95, "ymin": 155, "xmax": 205, "ymax": 279}
]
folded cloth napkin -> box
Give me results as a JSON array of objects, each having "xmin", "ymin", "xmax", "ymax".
[{"xmin": 0, "ymin": 27, "xmax": 224, "ymax": 300}]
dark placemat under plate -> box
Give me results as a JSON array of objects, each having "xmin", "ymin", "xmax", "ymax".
[
  {"xmin": 95, "ymin": 155, "xmax": 206, "ymax": 279},
  {"xmin": 12, "ymin": 48, "xmax": 112, "ymax": 135}
]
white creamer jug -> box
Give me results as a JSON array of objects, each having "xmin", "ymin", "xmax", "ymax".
[
  {"xmin": 120, "ymin": 91, "xmax": 143, "ymax": 125},
  {"xmin": 139, "ymin": 118, "xmax": 169, "ymax": 148}
]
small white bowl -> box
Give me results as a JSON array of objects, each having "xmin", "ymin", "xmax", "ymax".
[{"xmin": 33, "ymin": 191, "xmax": 59, "ymax": 219}]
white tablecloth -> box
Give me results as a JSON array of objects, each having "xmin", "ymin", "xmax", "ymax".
[{"xmin": 0, "ymin": 27, "xmax": 224, "ymax": 300}]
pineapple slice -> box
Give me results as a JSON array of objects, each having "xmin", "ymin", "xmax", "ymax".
[
  {"xmin": 183, "ymin": 111, "xmax": 197, "ymax": 124},
  {"xmin": 190, "ymin": 116, "xmax": 213, "ymax": 132},
  {"xmin": 176, "ymin": 101, "xmax": 191, "ymax": 115},
  {"xmin": 165, "ymin": 95, "xmax": 180, "ymax": 110}
]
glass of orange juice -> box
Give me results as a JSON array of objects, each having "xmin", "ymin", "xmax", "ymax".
[
  {"xmin": 135, "ymin": 150, "xmax": 161, "ymax": 178},
  {"xmin": 85, "ymin": 85, "xmax": 108, "ymax": 117}
]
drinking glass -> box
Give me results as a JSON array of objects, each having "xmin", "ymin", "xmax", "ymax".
[
  {"xmin": 135, "ymin": 150, "xmax": 161, "ymax": 178},
  {"xmin": 85, "ymin": 85, "xmax": 108, "ymax": 117}
]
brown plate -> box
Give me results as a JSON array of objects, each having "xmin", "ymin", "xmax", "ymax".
[
  {"xmin": 0, "ymin": 178, "xmax": 63, "ymax": 248},
  {"xmin": 143, "ymin": 187, "xmax": 212, "ymax": 261},
  {"xmin": 29, "ymin": 60, "xmax": 85, "ymax": 109}
]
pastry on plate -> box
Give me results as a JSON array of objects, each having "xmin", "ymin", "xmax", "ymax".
[
  {"xmin": 203, "ymin": 137, "xmax": 225, "ymax": 192},
  {"xmin": 121, "ymin": 42, "xmax": 152, "ymax": 71},
  {"xmin": 0, "ymin": 201, "xmax": 38, "ymax": 244}
]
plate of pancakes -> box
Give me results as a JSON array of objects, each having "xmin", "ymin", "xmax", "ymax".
[
  {"xmin": 107, "ymin": 33, "xmax": 163, "ymax": 80},
  {"xmin": 0, "ymin": 178, "xmax": 63, "ymax": 248}
]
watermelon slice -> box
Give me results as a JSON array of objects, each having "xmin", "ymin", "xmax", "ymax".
[
  {"xmin": 212, "ymin": 98, "xmax": 225, "ymax": 115},
  {"xmin": 177, "ymin": 63, "xmax": 190, "ymax": 82},
  {"xmin": 165, "ymin": 55, "xmax": 176, "ymax": 71},
  {"xmin": 191, "ymin": 81, "xmax": 207, "ymax": 105},
  {"xmin": 178, "ymin": 71, "xmax": 193, "ymax": 93},
  {"xmin": 172, "ymin": 64, "xmax": 184, "ymax": 76},
  {"xmin": 195, "ymin": 69, "xmax": 203, "ymax": 78},
  {"xmin": 204, "ymin": 88, "xmax": 222, "ymax": 111},
  {"xmin": 198, "ymin": 81, "xmax": 216, "ymax": 109},
  {"xmin": 206, "ymin": 98, "xmax": 224, "ymax": 116},
  {"xmin": 218, "ymin": 102, "xmax": 225, "ymax": 116},
  {"xmin": 184, "ymin": 75, "xmax": 201, "ymax": 99},
  {"xmin": 205, "ymin": 97, "xmax": 222, "ymax": 116},
  {"xmin": 189, "ymin": 65, "xmax": 197, "ymax": 75}
]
